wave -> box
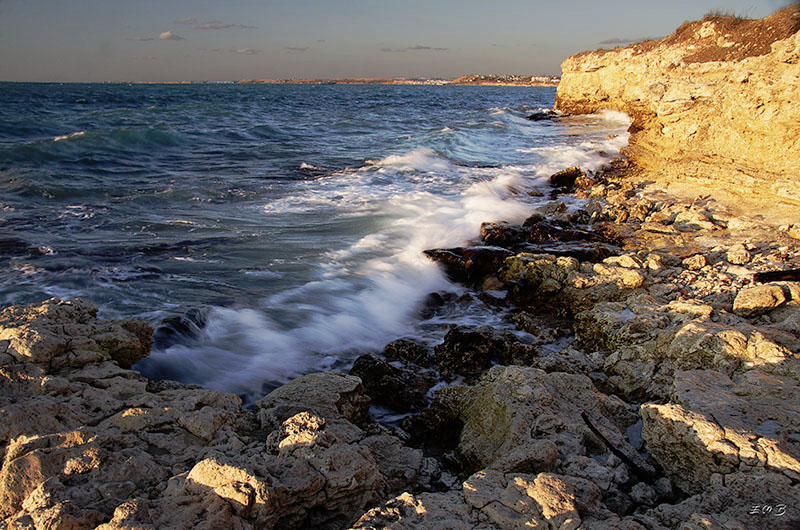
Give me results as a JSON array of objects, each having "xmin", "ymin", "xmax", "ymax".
[
  {"xmin": 366, "ymin": 147, "xmax": 456, "ymax": 173},
  {"xmin": 53, "ymin": 131, "xmax": 86, "ymax": 142},
  {"xmin": 142, "ymin": 115, "xmax": 631, "ymax": 398},
  {"xmin": 0, "ymin": 127, "xmax": 185, "ymax": 165}
]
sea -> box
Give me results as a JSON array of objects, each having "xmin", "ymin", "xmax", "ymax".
[{"xmin": 0, "ymin": 82, "xmax": 630, "ymax": 400}]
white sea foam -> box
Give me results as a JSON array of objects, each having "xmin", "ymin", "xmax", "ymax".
[
  {"xmin": 367, "ymin": 147, "xmax": 455, "ymax": 173},
  {"xmin": 53, "ymin": 131, "xmax": 85, "ymax": 142},
  {"xmin": 147, "ymin": 110, "xmax": 633, "ymax": 398}
]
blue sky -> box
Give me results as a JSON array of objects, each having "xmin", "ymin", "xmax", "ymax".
[{"xmin": 0, "ymin": 0, "xmax": 792, "ymax": 81}]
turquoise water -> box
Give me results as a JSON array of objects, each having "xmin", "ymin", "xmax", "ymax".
[{"xmin": 0, "ymin": 82, "xmax": 629, "ymax": 396}]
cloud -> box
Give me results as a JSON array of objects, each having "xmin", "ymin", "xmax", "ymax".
[
  {"xmin": 159, "ymin": 31, "xmax": 184, "ymax": 40},
  {"xmin": 407, "ymin": 44, "xmax": 448, "ymax": 51},
  {"xmin": 235, "ymin": 48, "xmax": 261, "ymax": 55},
  {"xmin": 129, "ymin": 37, "xmax": 154, "ymax": 42},
  {"xmin": 194, "ymin": 21, "xmax": 258, "ymax": 30},
  {"xmin": 175, "ymin": 17, "xmax": 197, "ymax": 25},
  {"xmin": 598, "ymin": 36, "xmax": 659, "ymax": 45},
  {"xmin": 381, "ymin": 44, "xmax": 448, "ymax": 52},
  {"xmin": 284, "ymin": 46, "xmax": 309, "ymax": 52}
]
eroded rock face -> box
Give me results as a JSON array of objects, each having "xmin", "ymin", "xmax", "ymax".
[
  {"xmin": 0, "ymin": 298, "xmax": 422, "ymax": 530},
  {"xmin": 438, "ymin": 366, "xmax": 644, "ymax": 484},
  {"xmin": 350, "ymin": 470, "xmax": 662, "ymax": 530},
  {"xmin": 641, "ymin": 370, "xmax": 800, "ymax": 530},
  {"xmin": 500, "ymin": 253, "xmax": 646, "ymax": 316},
  {"xmin": 642, "ymin": 370, "xmax": 800, "ymax": 493},
  {"xmin": 555, "ymin": 6, "xmax": 800, "ymax": 205}
]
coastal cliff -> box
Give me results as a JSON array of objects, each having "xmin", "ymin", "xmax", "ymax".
[{"xmin": 555, "ymin": 6, "xmax": 800, "ymax": 206}]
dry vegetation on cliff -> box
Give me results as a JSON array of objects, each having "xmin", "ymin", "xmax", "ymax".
[{"xmin": 556, "ymin": 5, "xmax": 800, "ymax": 210}]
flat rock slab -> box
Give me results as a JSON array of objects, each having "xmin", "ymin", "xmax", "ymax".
[{"xmin": 641, "ymin": 369, "xmax": 800, "ymax": 494}]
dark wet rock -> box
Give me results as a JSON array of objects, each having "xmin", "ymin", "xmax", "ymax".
[
  {"xmin": 527, "ymin": 219, "xmax": 616, "ymax": 245},
  {"xmin": 417, "ymin": 292, "xmax": 451, "ymax": 320},
  {"xmin": 382, "ymin": 338, "xmax": 434, "ymax": 368},
  {"xmin": 522, "ymin": 241, "xmax": 617, "ymax": 262},
  {"xmin": 479, "ymin": 221, "xmax": 526, "ymax": 248},
  {"xmin": 152, "ymin": 307, "xmax": 209, "ymax": 348},
  {"xmin": 523, "ymin": 213, "xmax": 546, "ymax": 227},
  {"xmin": 400, "ymin": 402, "xmax": 463, "ymax": 456},
  {"xmin": 423, "ymin": 246, "xmax": 514, "ymax": 286},
  {"xmin": 475, "ymin": 291, "xmax": 507, "ymax": 310},
  {"xmin": 349, "ymin": 354, "xmax": 433, "ymax": 413},
  {"xmin": 568, "ymin": 208, "xmax": 592, "ymax": 224},
  {"xmin": 433, "ymin": 326, "xmax": 516, "ymax": 375},
  {"xmin": 537, "ymin": 200, "xmax": 568, "ymax": 216},
  {"xmin": 549, "ymin": 166, "xmax": 586, "ymax": 189},
  {"xmin": 526, "ymin": 110, "xmax": 557, "ymax": 121}
]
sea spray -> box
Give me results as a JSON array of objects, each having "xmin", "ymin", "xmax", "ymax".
[{"xmin": 0, "ymin": 82, "xmax": 630, "ymax": 398}]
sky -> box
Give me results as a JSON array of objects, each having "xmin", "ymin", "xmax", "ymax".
[{"xmin": 0, "ymin": 0, "xmax": 794, "ymax": 82}]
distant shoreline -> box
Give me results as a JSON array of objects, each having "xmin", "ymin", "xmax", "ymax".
[
  {"xmin": 0, "ymin": 75, "xmax": 560, "ymax": 86},
  {"xmin": 237, "ymin": 74, "xmax": 560, "ymax": 86}
]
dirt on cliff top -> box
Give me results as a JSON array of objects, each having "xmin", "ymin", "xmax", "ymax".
[{"xmin": 585, "ymin": 4, "xmax": 800, "ymax": 63}]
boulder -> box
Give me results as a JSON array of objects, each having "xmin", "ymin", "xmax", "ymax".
[
  {"xmin": 423, "ymin": 246, "xmax": 514, "ymax": 286},
  {"xmin": 438, "ymin": 366, "xmax": 643, "ymax": 479},
  {"xmin": 479, "ymin": 221, "xmax": 527, "ymax": 248},
  {"xmin": 549, "ymin": 166, "xmax": 586, "ymax": 189},
  {"xmin": 726, "ymin": 243, "xmax": 751, "ymax": 265},
  {"xmin": 433, "ymin": 326, "xmax": 515, "ymax": 375},
  {"xmin": 349, "ymin": 354, "xmax": 433, "ymax": 412},
  {"xmin": 733, "ymin": 284, "xmax": 787, "ymax": 317},
  {"xmin": 381, "ymin": 338, "xmax": 433, "ymax": 367}
]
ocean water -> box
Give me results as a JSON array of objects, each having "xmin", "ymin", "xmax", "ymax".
[{"xmin": 0, "ymin": 82, "xmax": 630, "ymax": 398}]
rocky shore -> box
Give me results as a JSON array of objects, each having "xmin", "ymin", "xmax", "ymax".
[
  {"xmin": 4, "ymin": 8, "xmax": 800, "ymax": 530},
  {"xmin": 3, "ymin": 155, "xmax": 799, "ymax": 528}
]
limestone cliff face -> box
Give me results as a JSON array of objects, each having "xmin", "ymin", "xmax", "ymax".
[{"xmin": 555, "ymin": 6, "xmax": 800, "ymax": 205}]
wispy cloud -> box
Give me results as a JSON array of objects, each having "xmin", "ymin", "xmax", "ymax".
[
  {"xmin": 129, "ymin": 37, "xmax": 154, "ymax": 42},
  {"xmin": 381, "ymin": 44, "xmax": 448, "ymax": 52},
  {"xmin": 159, "ymin": 31, "xmax": 184, "ymax": 41},
  {"xmin": 194, "ymin": 20, "xmax": 258, "ymax": 30},
  {"xmin": 407, "ymin": 44, "xmax": 448, "ymax": 51},
  {"xmin": 235, "ymin": 48, "xmax": 261, "ymax": 55},
  {"xmin": 175, "ymin": 17, "xmax": 197, "ymax": 25},
  {"xmin": 284, "ymin": 46, "xmax": 309, "ymax": 52},
  {"xmin": 598, "ymin": 36, "xmax": 660, "ymax": 45}
]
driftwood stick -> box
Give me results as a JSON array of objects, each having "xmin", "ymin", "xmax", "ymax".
[
  {"xmin": 753, "ymin": 269, "xmax": 800, "ymax": 283},
  {"xmin": 580, "ymin": 411, "xmax": 655, "ymax": 481}
]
